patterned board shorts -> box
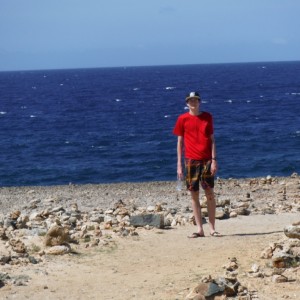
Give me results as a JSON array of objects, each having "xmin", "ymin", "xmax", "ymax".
[{"xmin": 185, "ymin": 159, "xmax": 215, "ymax": 191}]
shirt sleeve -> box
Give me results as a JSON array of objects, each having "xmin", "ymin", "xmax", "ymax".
[{"xmin": 173, "ymin": 116, "xmax": 184, "ymax": 136}]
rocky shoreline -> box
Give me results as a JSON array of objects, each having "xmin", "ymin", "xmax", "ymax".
[
  {"xmin": 0, "ymin": 174, "xmax": 299, "ymax": 299},
  {"xmin": 1, "ymin": 173, "xmax": 299, "ymax": 215}
]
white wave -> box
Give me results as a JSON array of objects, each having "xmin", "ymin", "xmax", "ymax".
[
  {"xmin": 32, "ymin": 86, "xmax": 37, "ymax": 89},
  {"xmin": 133, "ymin": 88, "xmax": 140, "ymax": 91},
  {"xmin": 164, "ymin": 115, "xmax": 170, "ymax": 118},
  {"xmin": 260, "ymin": 95, "xmax": 264, "ymax": 98},
  {"xmin": 165, "ymin": 87, "xmax": 175, "ymax": 90},
  {"xmin": 291, "ymin": 93, "xmax": 300, "ymax": 95},
  {"xmin": 224, "ymin": 100, "xmax": 232, "ymax": 103},
  {"xmin": 60, "ymin": 83, "xmax": 64, "ymax": 86},
  {"xmin": 184, "ymin": 106, "xmax": 189, "ymax": 110},
  {"xmin": 202, "ymin": 100, "xmax": 208, "ymax": 104},
  {"xmin": 246, "ymin": 100, "xmax": 251, "ymax": 103},
  {"xmin": 0, "ymin": 111, "xmax": 7, "ymax": 115},
  {"xmin": 30, "ymin": 115, "xmax": 36, "ymax": 118},
  {"xmin": 115, "ymin": 99, "xmax": 121, "ymax": 102}
]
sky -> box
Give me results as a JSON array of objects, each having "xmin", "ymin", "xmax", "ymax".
[{"xmin": 1, "ymin": 0, "xmax": 300, "ymax": 71}]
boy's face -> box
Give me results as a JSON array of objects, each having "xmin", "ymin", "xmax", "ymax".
[{"xmin": 187, "ymin": 97, "xmax": 200, "ymax": 109}]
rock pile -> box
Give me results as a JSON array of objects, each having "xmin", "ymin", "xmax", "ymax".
[
  {"xmin": 256, "ymin": 220, "xmax": 300, "ymax": 283},
  {"xmin": 0, "ymin": 198, "xmax": 195, "ymax": 269},
  {"xmin": 186, "ymin": 258, "xmax": 256, "ymax": 299},
  {"xmin": 214, "ymin": 173, "xmax": 300, "ymax": 218}
]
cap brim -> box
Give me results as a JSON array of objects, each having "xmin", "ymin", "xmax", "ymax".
[{"xmin": 186, "ymin": 96, "xmax": 200, "ymax": 101}]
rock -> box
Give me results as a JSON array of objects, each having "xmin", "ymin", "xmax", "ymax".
[
  {"xmin": 171, "ymin": 219, "xmax": 177, "ymax": 227},
  {"xmin": 116, "ymin": 207, "xmax": 129, "ymax": 216},
  {"xmin": 217, "ymin": 199, "xmax": 230, "ymax": 207},
  {"xmin": 0, "ymin": 255, "xmax": 11, "ymax": 265},
  {"xmin": 234, "ymin": 208, "xmax": 250, "ymax": 216},
  {"xmin": 44, "ymin": 224, "xmax": 70, "ymax": 246},
  {"xmin": 28, "ymin": 256, "xmax": 39, "ymax": 264},
  {"xmin": 94, "ymin": 225, "xmax": 102, "ymax": 237},
  {"xmin": 9, "ymin": 239, "xmax": 27, "ymax": 254},
  {"xmin": 0, "ymin": 227, "xmax": 8, "ymax": 240},
  {"xmin": 104, "ymin": 223, "xmax": 112, "ymax": 229},
  {"xmin": 272, "ymin": 251, "xmax": 294, "ymax": 268},
  {"xmin": 105, "ymin": 209, "xmax": 114, "ymax": 214},
  {"xmin": 146, "ymin": 206, "xmax": 155, "ymax": 212},
  {"xmin": 29, "ymin": 212, "xmax": 43, "ymax": 221},
  {"xmin": 262, "ymin": 207, "xmax": 276, "ymax": 214},
  {"xmin": 251, "ymin": 264, "xmax": 260, "ymax": 273},
  {"xmin": 89, "ymin": 215, "xmax": 104, "ymax": 223},
  {"xmin": 284, "ymin": 225, "xmax": 300, "ymax": 239},
  {"xmin": 164, "ymin": 218, "xmax": 172, "ymax": 227},
  {"xmin": 215, "ymin": 276, "xmax": 239, "ymax": 297},
  {"xmin": 51, "ymin": 206, "xmax": 65, "ymax": 213},
  {"xmin": 11, "ymin": 274, "xmax": 31, "ymax": 286},
  {"xmin": 229, "ymin": 211, "xmax": 237, "ymax": 218},
  {"xmin": 223, "ymin": 261, "xmax": 238, "ymax": 271},
  {"xmin": 185, "ymin": 282, "xmax": 226, "ymax": 300},
  {"xmin": 16, "ymin": 214, "xmax": 29, "ymax": 229},
  {"xmin": 46, "ymin": 244, "xmax": 71, "ymax": 255},
  {"xmin": 155, "ymin": 203, "xmax": 163, "ymax": 212},
  {"xmin": 70, "ymin": 203, "xmax": 79, "ymax": 212},
  {"xmin": 290, "ymin": 246, "xmax": 300, "ymax": 257},
  {"xmin": 10, "ymin": 210, "xmax": 21, "ymax": 220},
  {"xmin": 215, "ymin": 208, "xmax": 226, "ymax": 219},
  {"xmin": 0, "ymin": 272, "xmax": 10, "ymax": 286},
  {"xmin": 272, "ymin": 274, "xmax": 288, "ymax": 283},
  {"xmin": 260, "ymin": 246, "xmax": 274, "ymax": 259},
  {"xmin": 130, "ymin": 214, "xmax": 164, "ymax": 229}
]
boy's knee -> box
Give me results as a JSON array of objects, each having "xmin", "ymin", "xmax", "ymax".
[{"xmin": 205, "ymin": 189, "xmax": 214, "ymax": 199}]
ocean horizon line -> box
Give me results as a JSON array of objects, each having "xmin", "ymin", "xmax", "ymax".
[{"xmin": 1, "ymin": 59, "xmax": 300, "ymax": 74}]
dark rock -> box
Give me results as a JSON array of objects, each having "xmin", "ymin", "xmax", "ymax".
[
  {"xmin": 130, "ymin": 214, "xmax": 164, "ymax": 228},
  {"xmin": 284, "ymin": 225, "xmax": 300, "ymax": 239}
]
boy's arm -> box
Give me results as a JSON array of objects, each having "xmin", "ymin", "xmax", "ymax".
[
  {"xmin": 210, "ymin": 134, "xmax": 218, "ymax": 175},
  {"xmin": 177, "ymin": 136, "xmax": 184, "ymax": 179}
]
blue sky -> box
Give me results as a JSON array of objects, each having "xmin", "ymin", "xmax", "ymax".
[{"xmin": 1, "ymin": 0, "xmax": 300, "ymax": 71}]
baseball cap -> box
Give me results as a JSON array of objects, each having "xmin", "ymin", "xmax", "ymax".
[{"xmin": 185, "ymin": 91, "xmax": 201, "ymax": 102}]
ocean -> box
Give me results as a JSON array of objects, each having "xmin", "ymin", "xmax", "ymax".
[{"xmin": 0, "ymin": 61, "xmax": 299, "ymax": 187}]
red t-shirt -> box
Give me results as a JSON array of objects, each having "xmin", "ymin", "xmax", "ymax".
[{"xmin": 173, "ymin": 112, "xmax": 214, "ymax": 160}]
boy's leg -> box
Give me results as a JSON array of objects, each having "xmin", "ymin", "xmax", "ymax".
[
  {"xmin": 205, "ymin": 188, "xmax": 216, "ymax": 234},
  {"xmin": 191, "ymin": 190, "xmax": 205, "ymax": 236}
]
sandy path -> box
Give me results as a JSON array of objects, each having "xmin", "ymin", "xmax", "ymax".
[{"xmin": 1, "ymin": 212, "xmax": 299, "ymax": 300}]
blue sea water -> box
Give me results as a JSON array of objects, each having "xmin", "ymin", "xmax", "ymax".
[{"xmin": 0, "ymin": 61, "xmax": 299, "ymax": 187}]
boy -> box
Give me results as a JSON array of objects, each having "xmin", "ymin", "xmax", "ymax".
[{"xmin": 173, "ymin": 92, "xmax": 221, "ymax": 238}]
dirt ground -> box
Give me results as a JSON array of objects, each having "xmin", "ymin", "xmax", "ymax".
[{"xmin": 1, "ymin": 212, "xmax": 299, "ymax": 300}]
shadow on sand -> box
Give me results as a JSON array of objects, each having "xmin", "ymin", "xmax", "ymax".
[{"xmin": 226, "ymin": 230, "xmax": 283, "ymax": 237}]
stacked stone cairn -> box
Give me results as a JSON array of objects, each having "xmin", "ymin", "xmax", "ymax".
[
  {"xmin": 254, "ymin": 220, "xmax": 300, "ymax": 283},
  {"xmin": 185, "ymin": 258, "xmax": 257, "ymax": 299}
]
